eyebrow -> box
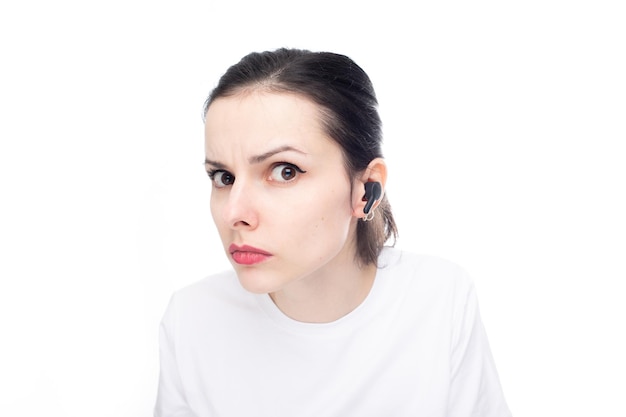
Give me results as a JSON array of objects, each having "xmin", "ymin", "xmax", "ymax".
[
  {"xmin": 203, "ymin": 158, "xmax": 227, "ymax": 169},
  {"xmin": 204, "ymin": 145, "xmax": 307, "ymax": 168},
  {"xmin": 248, "ymin": 145, "xmax": 307, "ymax": 164}
]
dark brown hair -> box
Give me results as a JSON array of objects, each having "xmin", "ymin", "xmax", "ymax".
[{"xmin": 203, "ymin": 48, "xmax": 398, "ymax": 266}]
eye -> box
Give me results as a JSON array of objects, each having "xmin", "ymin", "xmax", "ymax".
[
  {"xmin": 207, "ymin": 170, "xmax": 235, "ymax": 188},
  {"xmin": 269, "ymin": 163, "xmax": 306, "ymax": 183}
]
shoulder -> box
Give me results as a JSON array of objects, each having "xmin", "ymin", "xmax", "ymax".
[
  {"xmin": 376, "ymin": 247, "xmax": 476, "ymax": 318},
  {"xmin": 375, "ymin": 247, "xmax": 481, "ymax": 341},
  {"xmin": 378, "ymin": 246, "xmax": 473, "ymax": 290}
]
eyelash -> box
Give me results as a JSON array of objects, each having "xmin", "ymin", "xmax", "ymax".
[
  {"xmin": 206, "ymin": 162, "xmax": 306, "ymax": 188},
  {"xmin": 269, "ymin": 162, "xmax": 306, "ymax": 183},
  {"xmin": 206, "ymin": 169, "xmax": 222, "ymax": 180},
  {"xmin": 206, "ymin": 169, "xmax": 236, "ymax": 190}
]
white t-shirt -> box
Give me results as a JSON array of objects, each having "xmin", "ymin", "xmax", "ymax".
[{"xmin": 155, "ymin": 247, "xmax": 512, "ymax": 417}]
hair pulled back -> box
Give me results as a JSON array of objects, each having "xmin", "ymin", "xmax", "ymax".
[{"xmin": 203, "ymin": 48, "xmax": 398, "ymax": 266}]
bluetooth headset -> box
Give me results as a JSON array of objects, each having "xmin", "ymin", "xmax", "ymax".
[{"xmin": 363, "ymin": 181, "xmax": 382, "ymax": 215}]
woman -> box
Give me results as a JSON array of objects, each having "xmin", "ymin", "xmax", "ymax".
[{"xmin": 155, "ymin": 48, "xmax": 512, "ymax": 416}]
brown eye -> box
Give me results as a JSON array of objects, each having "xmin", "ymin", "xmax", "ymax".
[
  {"xmin": 269, "ymin": 163, "xmax": 305, "ymax": 183},
  {"xmin": 209, "ymin": 170, "xmax": 235, "ymax": 188}
]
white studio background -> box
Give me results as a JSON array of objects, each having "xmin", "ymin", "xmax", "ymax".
[{"xmin": 0, "ymin": 1, "xmax": 624, "ymax": 416}]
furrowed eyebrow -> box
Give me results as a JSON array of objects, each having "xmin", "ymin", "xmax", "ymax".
[
  {"xmin": 204, "ymin": 158, "xmax": 227, "ymax": 169},
  {"xmin": 248, "ymin": 145, "xmax": 307, "ymax": 164},
  {"xmin": 204, "ymin": 146, "xmax": 307, "ymax": 168}
]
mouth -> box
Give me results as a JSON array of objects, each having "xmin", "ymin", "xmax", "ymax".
[{"xmin": 228, "ymin": 244, "xmax": 273, "ymax": 265}]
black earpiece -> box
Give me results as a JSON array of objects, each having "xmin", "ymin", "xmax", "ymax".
[{"xmin": 363, "ymin": 181, "xmax": 382, "ymax": 214}]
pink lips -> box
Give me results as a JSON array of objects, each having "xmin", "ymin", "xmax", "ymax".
[{"xmin": 229, "ymin": 244, "xmax": 272, "ymax": 265}]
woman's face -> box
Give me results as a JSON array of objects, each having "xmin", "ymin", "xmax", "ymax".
[{"xmin": 204, "ymin": 91, "xmax": 361, "ymax": 294}]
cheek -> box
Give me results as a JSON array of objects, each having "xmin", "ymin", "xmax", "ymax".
[
  {"xmin": 285, "ymin": 187, "xmax": 353, "ymax": 239},
  {"xmin": 209, "ymin": 193, "xmax": 233, "ymax": 239},
  {"xmin": 209, "ymin": 195, "xmax": 221, "ymax": 225}
]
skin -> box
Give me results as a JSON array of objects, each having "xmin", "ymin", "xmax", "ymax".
[{"xmin": 204, "ymin": 90, "xmax": 386, "ymax": 323}]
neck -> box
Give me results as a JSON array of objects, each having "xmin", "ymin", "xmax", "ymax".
[{"xmin": 269, "ymin": 259, "xmax": 377, "ymax": 324}]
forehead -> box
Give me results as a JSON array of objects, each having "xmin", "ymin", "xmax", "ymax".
[
  {"xmin": 205, "ymin": 90, "xmax": 324, "ymax": 135},
  {"xmin": 204, "ymin": 91, "xmax": 337, "ymax": 155}
]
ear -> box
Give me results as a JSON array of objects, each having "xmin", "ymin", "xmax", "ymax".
[{"xmin": 351, "ymin": 158, "xmax": 388, "ymax": 219}]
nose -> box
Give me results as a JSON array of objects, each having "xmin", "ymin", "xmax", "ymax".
[{"xmin": 221, "ymin": 180, "xmax": 259, "ymax": 230}]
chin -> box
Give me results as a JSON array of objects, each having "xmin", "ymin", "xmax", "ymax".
[{"xmin": 234, "ymin": 268, "xmax": 283, "ymax": 295}]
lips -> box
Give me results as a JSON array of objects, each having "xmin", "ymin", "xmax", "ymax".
[{"xmin": 229, "ymin": 244, "xmax": 272, "ymax": 265}]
